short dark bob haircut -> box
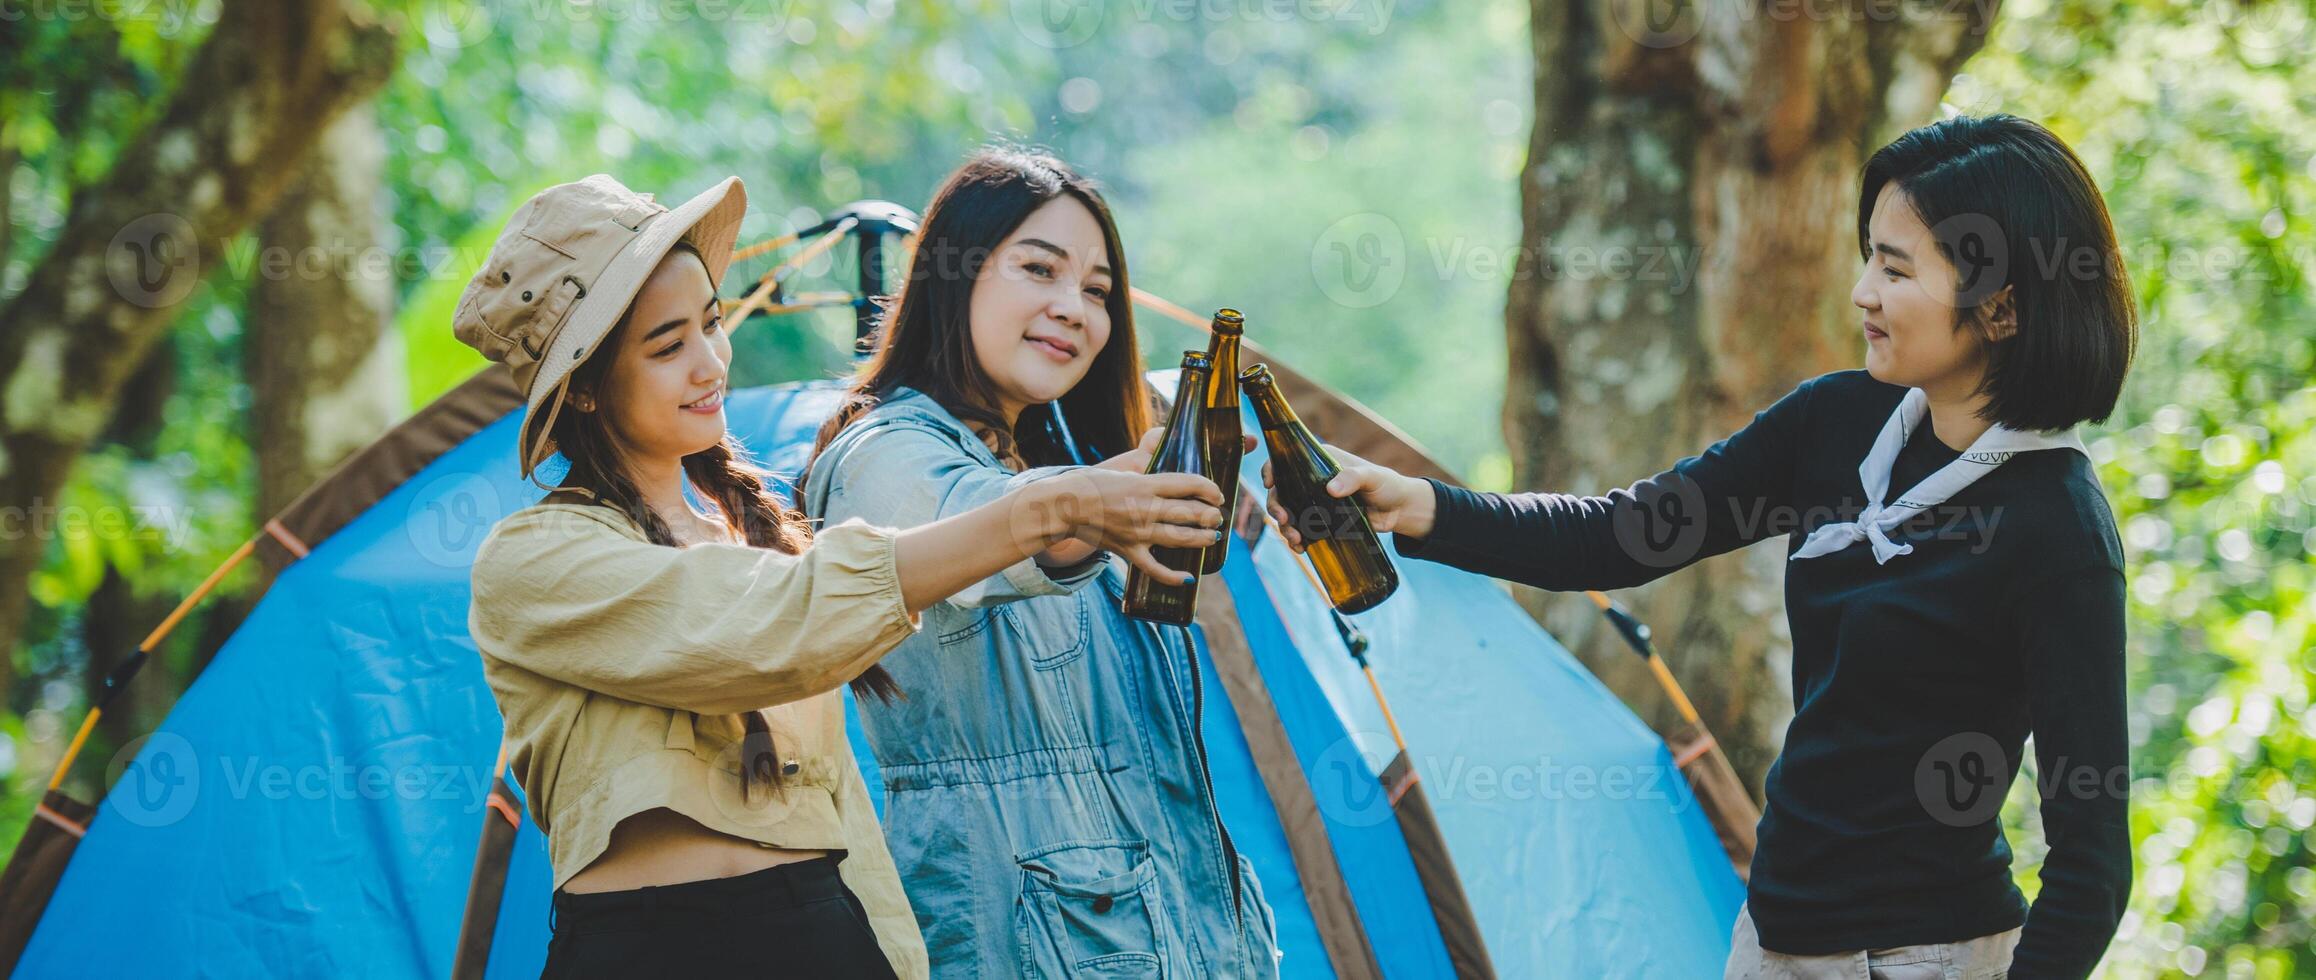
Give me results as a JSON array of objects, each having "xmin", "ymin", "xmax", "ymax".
[{"xmin": 1859, "ymin": 113, "xmax": 2137, "ymax": 432}]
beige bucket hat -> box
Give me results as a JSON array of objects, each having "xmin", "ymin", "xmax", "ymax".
[{"xmin": 453, "ymin": 174, "xmax": 747, "ymax": 487}]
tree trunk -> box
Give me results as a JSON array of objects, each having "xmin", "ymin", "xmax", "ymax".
[
  {"xmin": 246, "ymin": 104, "xmax": 406, "ymax": 590},
  {"xmin": 1508, "ymin": 0, "xmax": 1998, "ymax": 796},
  {"xmin": 0, "ymin": 0, "xmax": 398, "ymax": 690}
]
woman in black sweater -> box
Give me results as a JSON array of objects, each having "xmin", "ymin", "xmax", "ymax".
[{"xmin": 1268, "ymin": 115, "xmax": 2136, "ymax": 978}]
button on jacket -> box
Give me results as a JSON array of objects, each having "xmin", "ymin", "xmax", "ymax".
[
  {"xmin": 802, "ymin": 387, "xmax": 1283, "ymax": 979},
  {"xmin": 467, "ymin": 499, "xmax": 930, "ymax": 978}
]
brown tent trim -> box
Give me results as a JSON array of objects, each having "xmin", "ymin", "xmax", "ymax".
[
  {"xmin": 1381, "ymin": 751, "xmax": 1498, "ymax": 979},
  {"xmin": 1668, "ymin": 722, "xmax": 1758, "ymax": 879},
  {"xmin": 451, "ymin": 774, "xmax": 524, "ymax": 980},
  {"xmin": 253, "ymin": 366, "xmax": 523, "ymax": 572},
  {"xmin": 0, "ymin": 792, "xmax": 96, "ymax": 968},
  {"xmin": 1195, "ymin": 573, "xmax": 1386, "ymax": 980}
]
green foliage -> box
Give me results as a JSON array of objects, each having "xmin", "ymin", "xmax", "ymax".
[
  {"xmin": 0, "ymin": 4, "xmax": 205, "ymax": 188},
  {"xmin": 4, "ymin": 4, "xmax": 2310, "ymax": 976},
  {"xmin": 1956, "ymin": 0, "xmax": 2316, "ymax": 974},
  {"xmin": 1103, "ymin": 0, "xmax": 1528, "ymax": 485}
]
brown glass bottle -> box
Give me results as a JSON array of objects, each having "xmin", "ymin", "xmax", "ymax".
[
  {"xmin": 1199, "ymin": 309, "xmax": 1245, "ymax": 574},
  {"xmin": 1240, "ymin": 364, "xmax": 1399, "ymax": 613},
  {"xmin": 1121, "ymin": 351, "xmax": 1215, "ymax": 625}
]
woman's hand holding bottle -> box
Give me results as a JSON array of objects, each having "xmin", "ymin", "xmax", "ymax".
[
  {"xmin": 1259, "ymin": 445, "xmax": 1438, "ymax": 552},
  {"xmin": 894, "ymin": 467, "xmax": 1224, "ymax": 611},
  {"xmin": 1029, "ymin": 425, "xmax": 1257, "ymax": 573},
  {"xmin": 1028, "ymin": 467, "xmax": 1228, "ymax": 584}
]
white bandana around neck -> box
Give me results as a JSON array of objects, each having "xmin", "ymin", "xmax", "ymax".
[{"xmin": 1791, "ymin": 387, "xmax": 2087, "ymax": 564}]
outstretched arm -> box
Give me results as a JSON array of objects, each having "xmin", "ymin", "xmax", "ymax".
[{"xmin": 1266, "ymin": 376, "xmax": 1822, "ymax": 592}]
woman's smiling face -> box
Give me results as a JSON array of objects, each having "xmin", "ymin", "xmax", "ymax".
[
  {"xmin": 966, "ymin": 197, "xmax": 1115, "ymax": 423},
  {"xmin": 589, "ymin": 247, "xmax": 732, "ymax": 461},
  {"xmin": 1851, "ymin": 183, "xmax": 2009, "ymax": 399}
]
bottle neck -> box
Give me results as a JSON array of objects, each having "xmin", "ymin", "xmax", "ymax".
[
  {"xmin": 1244, "ymin": 380, "xmax": 1300, "ymax": 430},
  {"xmin": 1245, "ymin": 377, "xmax": 1337, "ymax": 479},
  {"xmin": 1171, "ymin": 367, "xmax": 1212, "ymax": 422},
  {"xmin": 1207, "ymin": 336, "xmax": 1241, "ymax": 405}
]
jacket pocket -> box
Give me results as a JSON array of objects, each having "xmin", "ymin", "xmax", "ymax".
[
  {"xmin": 1013, "ymin": 839, "xmax": 1170, "ymax": 979},
  {"xmin": 1000, "ymin": 591, "xmax": 1090, "ymax": 669}
]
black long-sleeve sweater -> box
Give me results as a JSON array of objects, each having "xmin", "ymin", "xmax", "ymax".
[{"xmin": 1396, "ymin": 369, "xmax": 2132, "ymax": 978}]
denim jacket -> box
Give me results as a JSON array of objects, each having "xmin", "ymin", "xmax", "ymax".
[{"xmin": 801, "ymin": 386, "xmax": 1281, "ymax": 979}]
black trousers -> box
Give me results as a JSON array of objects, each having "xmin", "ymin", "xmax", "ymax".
[{"xmin": 541, "ymin": 855, "xmax": 899, "ymax": 978}]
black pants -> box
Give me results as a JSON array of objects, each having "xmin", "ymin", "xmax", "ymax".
[{"xmin": 542, "ymin": 855, "xmax": 899, "ymax": 978}]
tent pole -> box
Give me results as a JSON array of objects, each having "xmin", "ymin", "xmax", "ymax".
[
  {"xmin": 728, "ymin": 229, "xmax": 802, "ymax": 264},
  {"xmin": 1584, "ymin": 591, "xmax": 1706, "ymax": 725},
  {"xmin": 724, "ymin": 217, "xmax": 858, "ymax": 327},
  {"xmin": 42, "ymin": 533, "xmax": 262, "ymax": 793},
  {"xmin": 1584, "ymin": 591, "xmax": 1758, "ymax": 879},
  {"xmin": 1261, "ymin": 514, "xmax": 1498, "ymax": 979},
  {"xmin": 1272, "ymin": 538, "xmax": 1410, "ymax": 755}
]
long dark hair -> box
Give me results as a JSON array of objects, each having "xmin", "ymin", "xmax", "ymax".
[
  {"xmin": 805, "ymin": 146, "xmax": 1153, "ymax": 478},
  {"xmin": 551, "ymin": 242, "xmax": 901, "ymax": 800}
]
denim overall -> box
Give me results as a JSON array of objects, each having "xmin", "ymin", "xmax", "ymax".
[{"xmin": 801, "ymin": 387, "xmax": 1282, "ymax": 978}]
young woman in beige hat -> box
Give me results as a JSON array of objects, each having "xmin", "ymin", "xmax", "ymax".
[{"xmin": 456, "ymin": 174, "xmax": 1229, "ymax": 978}]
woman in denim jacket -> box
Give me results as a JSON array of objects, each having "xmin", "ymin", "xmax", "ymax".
[
  {"xmin": 799, "ymin": 148, "xmax": 1282, "ymax": 978},
  {"xmin": 458, "ymin": 174, "xmax": 1228, "ymax": 977}
]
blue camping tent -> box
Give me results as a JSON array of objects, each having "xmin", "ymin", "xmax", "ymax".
[{"xmin": 11, "ymin": 367, "xmax": 1743, "ymax": 978}]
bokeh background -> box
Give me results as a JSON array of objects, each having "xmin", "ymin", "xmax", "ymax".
[{"xmin": 1, "ymin": 0, "xmax": 2310, "ymax": 974}]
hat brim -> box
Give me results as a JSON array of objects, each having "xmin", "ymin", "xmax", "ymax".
[{"xmin": 518, "ymin": 176, "xmax": 748, "ymax": 480}]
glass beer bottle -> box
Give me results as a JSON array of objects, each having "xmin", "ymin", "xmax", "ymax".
[
  {"xmin": 1199, "ymin": 309, "xmax": 1245, "ymax": 574},
  {"xmin": 1121, "ymin": 351, "xmax": 1216, "ymax": 625},
  {"xmin": 1240, "ymin": 364, "xmax": 1399, "ymax": 613}
]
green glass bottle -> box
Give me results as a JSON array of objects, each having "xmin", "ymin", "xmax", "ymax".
[
  {"xmin": 1199, "ymin": 309, "xmax": 1245, "ymax": 574},
  {"xmin": 1121, "ymin": 351, "xmax": 1215, "ymax": 625},
  {"xmin": 1240, "ymin": 364, "xmax": 1399, "ymax": 613}
]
